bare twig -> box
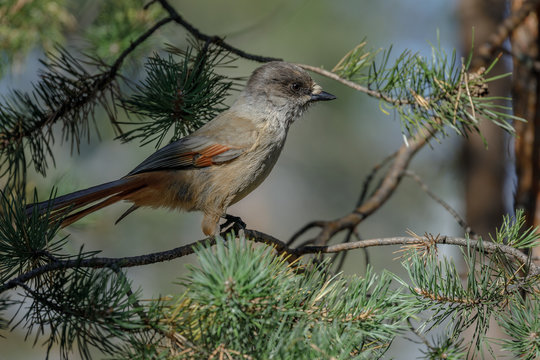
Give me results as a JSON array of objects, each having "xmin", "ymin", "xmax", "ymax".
[
  {"xmin": 287, "ymin": 220, "xmax": 327, "ymax": 247},
  {"xmin": 157, "ymin": 0, "xmax": 280, "ymax": 63},
  {"xmin": 296, "ymin": 63, "xmax": 407, "ymax": 104},
  {"xmin": 295, "ymin": 236, "xmax": 539, "ymax": 277},
  {"xmin": 314, "ymin": 151, "xmax": 399, "ymax": 271},
  {"xmin": 290, "ymin": 123, "xmax": 437, "ymax": 247},
  {"xmin": 357, "ymin": 151, "xmax": 398, "ymax": 207},
  {"xmin": 404, "ymin": 170, "xmax": 474, "ymax": 236}
]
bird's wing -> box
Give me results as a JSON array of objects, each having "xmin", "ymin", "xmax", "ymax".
[
  {"xmin": 127, "ymin": 114, "xmax": 257, "ymax": 176},
  {"xmin": 127, "ymin": 137, "xmax": 245, "ymax": 175}
]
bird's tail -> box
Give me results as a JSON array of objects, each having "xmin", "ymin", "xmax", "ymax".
[{"xmin": 26, "ymin": 177, "xmax": 146, "ymax": 227}]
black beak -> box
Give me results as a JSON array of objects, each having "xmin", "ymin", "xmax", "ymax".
[{"xmin": 310, "ymin": 91, "xmax": 336, "ymax": 102}]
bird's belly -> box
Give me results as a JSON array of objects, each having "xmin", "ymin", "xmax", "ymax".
[{"xmin": 226, "ymin": 143, "xmax": 283, "ymax": 205}]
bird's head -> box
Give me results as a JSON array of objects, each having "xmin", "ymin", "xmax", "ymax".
[{"xmin": 242, "ymin": 61, "xmax": 336, "ymax": 125}]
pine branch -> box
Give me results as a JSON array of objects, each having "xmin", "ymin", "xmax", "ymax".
[
  {"xmin": 154, "ymin": 239, "xmax": 413, "ymax": 359},
  {"xmin": 299, "ymin": 63, "xmax": 400, "ymax": 103},
  {"xmin": 0, "ymin": 16, "xmax": 172, "ymax": 183},
  {"xmin": 118, "ymin": 42, "xmax": 236, "ymax": 147},
  {"xmin": 498, "ymin": 295, "xmax": 540, "ymax": 360},
  {"xmin": 403, "ymin": 237, "xmax": 539, "ymax": 355},
  {"xmin": 301, "ymin": 44, "xmax": 520, "ymax": 138},
  {"xmin": 13, "ymin": 267, "xmax": 157, "ymax": 359}
]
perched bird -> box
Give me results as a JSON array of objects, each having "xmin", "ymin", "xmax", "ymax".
[{"xmin": 27, "ymin": 61, "xmax": 336, "ymax": 236}]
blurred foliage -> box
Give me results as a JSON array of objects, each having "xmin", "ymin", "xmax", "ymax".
[
  {"xmin": 0, "ymin": 0, "xmax": 75, "ymax": 76},
  {"xmin": 0, "ymin": 0, "xmax": 163, "ymax": 76},
  {"xmin": 85, "ymin": 0, "xmax": 163, "ymax": 62}
]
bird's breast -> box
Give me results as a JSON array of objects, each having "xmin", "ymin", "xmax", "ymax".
[{"xmin": 224, "ymin": 129, "xmax": 287, "ymax": 205}]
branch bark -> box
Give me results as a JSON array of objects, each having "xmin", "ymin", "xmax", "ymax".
[{"xmin": 2, "ymin": 230, "xmax": 537, "ymax": 295}]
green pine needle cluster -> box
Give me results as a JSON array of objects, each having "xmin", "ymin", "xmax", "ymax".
[
  {"xmin": 21, "ymin": 268, "xmax": 145, "ymax": 359},
  {"xmin": 491, "ymin": 209, "xmax": 540, "ymax": 249},
  {"xmin": 137, "ymin": 237, "xmax": 415, "ymax": 359},
  {"xmin": 0, "ymin": 190, "xmax": 163, "ymax": 359},
  {"xmin": 119, "ymin": 44, "xmax": 236, "ymax": 147},
  {"xmin": 0, "ymin": 189, "xmax": 65, "ymax": 281},
  {"xmin": 420, "ymin": 335, "xmax": 467, "ymax": 360},
  {"xmin": 499, "ymin": 296, "xmax": 540, "ymax": 360},
  {"xmin": 333, "ymin": 38, "xmax": 521, "ymax": 139},
  {"xmin": 403, "ymin": 230, "xmax": 540, "ymax": 356}
]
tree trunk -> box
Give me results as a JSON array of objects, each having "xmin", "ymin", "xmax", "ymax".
[
  {"xmin": 511, "ymin": 0, "xmax": 540, "ymax": 264},
  {"xmin": 459, "ymin": 0, "xmax": 509, "ymax": 241},
  {"xmin": 458, "ymin": 1, "xmax": 509, "ymax": 358}
]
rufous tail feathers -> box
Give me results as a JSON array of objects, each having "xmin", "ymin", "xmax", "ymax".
[{"xmin": 26, "ymin": 177, "xmax": 146, "ymax": 227}]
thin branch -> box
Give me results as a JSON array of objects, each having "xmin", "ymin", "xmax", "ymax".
[
  {"xmin": 0, "ymin": 229, "xmax": 282, "ymax": 294},
  {"xmin": 404, "ymin": 170, "xmax": 474, "ymax": 236},
  {"xmin": 156, "ymin": 0, "xmax": 281, "ymax": 63},
  {"xmin": 291, "ymin": 123, "xmax": 437, "ymax": 247},
  {"xmin": 2, "ymin": 231, "xmax": 538, "ymax": 296},
  {"xmin": 295, "ymin": 236, "xmax": 532, "ymax": 267},
  {"xmin": 357, "ymin": 151, "xmax": 398, "ymax": 207},
  {"xmin": 287, "ymin": 220, "xmax": 326, "ymax": 247},
  {"xmin": 296, "ymin": 63, "xmax": 407, "ymax": 104},
  {"xmin": 294, "ymin": 236, "xmax": 540, "ymax": 279}
]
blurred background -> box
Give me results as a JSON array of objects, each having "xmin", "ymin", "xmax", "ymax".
[{"xmin": 1, "ymin": 0, "xmax": 512, "ymax": 358}]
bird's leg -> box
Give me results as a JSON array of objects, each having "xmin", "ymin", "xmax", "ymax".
[{"xmin": 220, "ymin": 214, "xmax": 247, "ymax": 233}]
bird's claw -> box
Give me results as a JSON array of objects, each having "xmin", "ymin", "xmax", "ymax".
[{"xmin": 220, "ymin": 214, "xmax": 246, "ymax": 234}]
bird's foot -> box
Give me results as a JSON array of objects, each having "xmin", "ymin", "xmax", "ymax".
[{"xmin": 220, "ymin": 214, "xmax": 246, "ymax": 234}]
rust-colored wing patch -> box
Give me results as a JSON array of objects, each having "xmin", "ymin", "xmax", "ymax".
[
  {"xmin": 127, "ymin": 138, "xmax": 244, "ymax": 175},
  {"xmin": 193, "ymin": 144, "xmax": 233, "ymax": 167}
]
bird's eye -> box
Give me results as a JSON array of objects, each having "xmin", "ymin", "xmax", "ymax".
[{"xmin": 290, "ymin": 82, "xmax": 301, "ymax": 91}]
